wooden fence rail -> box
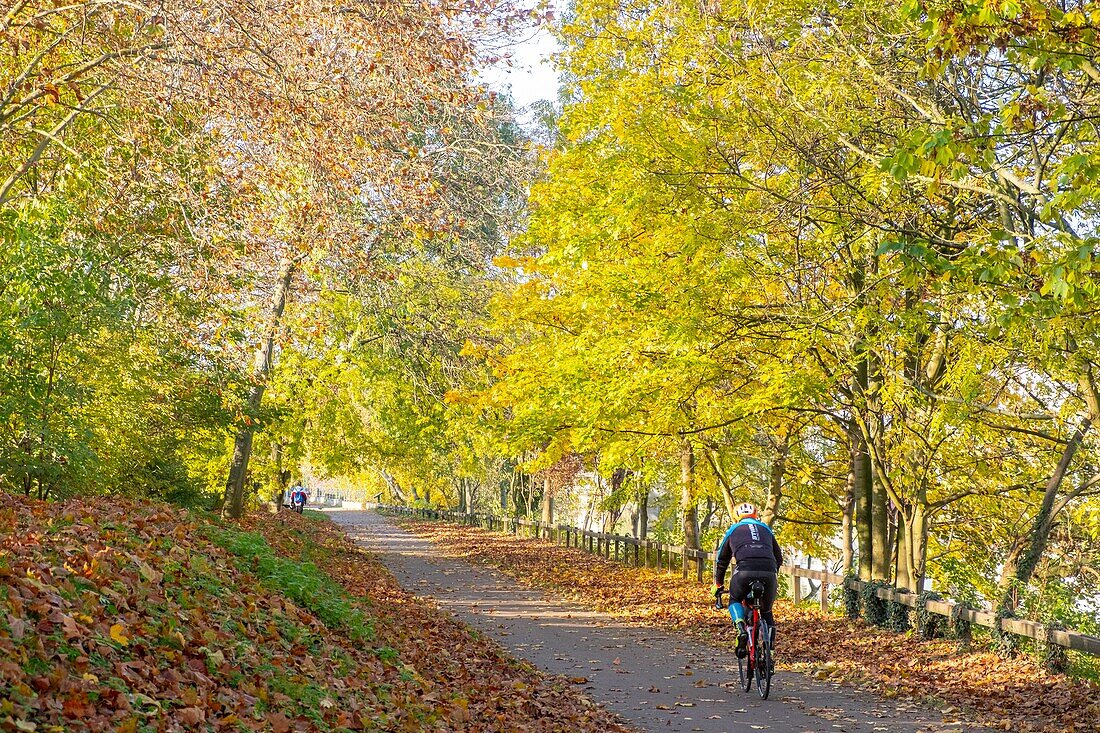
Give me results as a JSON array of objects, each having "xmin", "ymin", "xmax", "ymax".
[{"xmin": 378, "ymin": 504, "xmax": 1100, "ymax": 657}]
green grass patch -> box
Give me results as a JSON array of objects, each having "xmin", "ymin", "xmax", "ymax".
[{"xmin": 209, "ymin": 525, "xmax": 375, "ymax": 644}]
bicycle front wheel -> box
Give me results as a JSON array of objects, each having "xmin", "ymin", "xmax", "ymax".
[{"xmin": 754, "ymin": 620, "xmax": 772, "ymax": 700}]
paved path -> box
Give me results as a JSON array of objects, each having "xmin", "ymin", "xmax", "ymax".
[{"xmin": 330, "ymin": 510, "xmax": 988, "ymax": 733}]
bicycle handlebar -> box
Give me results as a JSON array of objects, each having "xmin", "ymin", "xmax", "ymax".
[{"xmin": 715, "ymin": 587, "xmax": 767, "ymax": 611}]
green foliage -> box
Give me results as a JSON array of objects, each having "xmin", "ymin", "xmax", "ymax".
[
  {"xmin": 861, "ymin": 581, "xmax": 891, "ymax": 628},
  {"xmin": 994, "ymin": 607, "xmax": 1020, "ymax": 659},
  {"xmin": 1041, "ymin": 621, "xmax": 1069, "ymax": 675},
  {"xmin": 843, "ymin": 577, "xmax": 862, "ymax": 620},
  {"xmin": 0, "ymin": 198, "xmax": 238, "ymax": 501},
  {"xmin": 886, "ymin": 593, "xmax": 912, "ymax": 634},
  {"xmin": 916, "ymin": 591, "xmax": 945, "ymax": 640},
  {"xmin": 950, "ymin": 604, "xmax": 974, "ymax": 652}
]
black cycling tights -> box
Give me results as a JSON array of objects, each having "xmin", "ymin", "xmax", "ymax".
[{"xmin": 728, "ymin": 569, "xmax": 778, "ymax": 626}]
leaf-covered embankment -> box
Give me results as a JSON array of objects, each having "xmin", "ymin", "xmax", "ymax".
[
  {"xmin": 396, "ymin": 517, "xmax": 1100, "ymax": 733},
  {"xmin": 0, "ymin": 496, "xmax": 631, "ymax": 732}
]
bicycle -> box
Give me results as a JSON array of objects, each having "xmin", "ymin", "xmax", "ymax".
[{"xmin": 716, "ymin": 583, "xmax": 774, "ymax": 699}]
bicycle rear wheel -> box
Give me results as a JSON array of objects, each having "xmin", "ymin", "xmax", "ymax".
[
  {"xmin": 738, "ymin": 646, "xmax": 752, "ymax": 692},
  {"xmin": 754, "ymin": 620, "xmax": 772, "ymax": 700}
]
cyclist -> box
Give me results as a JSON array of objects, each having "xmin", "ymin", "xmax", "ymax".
[
  {"xmin": 712, "ymin": 502, "xmax": 782, "ymax": 661},
  {"xmin": 289, "ymin": 484, "xmax": 309, "ymax": 513}
]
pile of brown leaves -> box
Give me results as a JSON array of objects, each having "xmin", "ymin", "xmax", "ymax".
[
  {"xmin": 0, "ymin": 495, "xmax": 631, "ymax": 732},
  {"xmin": 397, "ymin": 518, "xmax": 1100, "ymax": 733}
]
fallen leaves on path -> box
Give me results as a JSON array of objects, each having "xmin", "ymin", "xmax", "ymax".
[
  {"xmin": 250, "ymin": 511, "xmax": 634, "ymax": 733},
  {"xmin": 397, "ymin": 518, "xmax": 1100, "ymax": 733}
]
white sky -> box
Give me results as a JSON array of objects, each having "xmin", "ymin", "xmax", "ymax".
[{"xmin": 478, "ymin": 18, "xmax": 562, "ymax": 114}]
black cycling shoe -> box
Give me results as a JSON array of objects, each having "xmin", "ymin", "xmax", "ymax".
[{"xmin": 735, "ymin": 631, "xmax": 748, "ymax": 659}]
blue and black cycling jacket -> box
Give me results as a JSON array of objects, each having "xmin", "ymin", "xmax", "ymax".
[{"xmin": 714, "ymin": 518, "xmax": 783, "ymax": 585}]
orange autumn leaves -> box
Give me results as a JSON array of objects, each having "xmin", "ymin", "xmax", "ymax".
[
  {"xmin": 0, "ymin": 496, "xmax": 633, "ymax": 732},
  {"xmin": 0, "ymin": 497, "xmax": 406, "ymax": 731}
]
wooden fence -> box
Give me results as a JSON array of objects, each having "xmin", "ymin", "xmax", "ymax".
[{"xmin": 379, "ymin": 504, "xmax": 1100, "ymax": 657}]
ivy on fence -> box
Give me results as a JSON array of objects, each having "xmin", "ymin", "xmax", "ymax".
[
  {"xmin": 995, "ymin": 607, "xmax": 1020, "ymax": 658},
  {"xmin": 950, "ymin": 603, "xmax": 973, "ymax": 651},
  {"xmin": 844, "ymin": 575, "xmax": 861, "ymax": 620},
  {"xmin": 886, "ymin": 588, "xmax": 911, "ymax": 633},
  {"xmin": 916, "ymin": 591, "xmax": 944, "ymax": 640},
  {"xmin": 861, "ymin": 580, "xmax": 890, "ymax": 628},
  {"xmin": 1042, "ymin": 620, "xmax": 1069, "ymax": 675}
]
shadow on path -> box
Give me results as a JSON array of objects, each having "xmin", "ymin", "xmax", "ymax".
[{"xmin": 331, "ymin": 510, "xmax": 989, "ymax": 733}]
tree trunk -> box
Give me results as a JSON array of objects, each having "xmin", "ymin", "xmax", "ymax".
[
  {"xmin": 512, "ymin": 472, "xmax": 525, "ymax": 516},
  {"xmin": 998, "ymin": 416, "xmax": 1092, "ymax": 612},
  {"xmin": 703, "ymin": 447, "xmax": 737, "ymax": 519},
  {"xmin": 761, "ymin": 432, "xmax": 789, "ymax": 526},
  {"xmin": 458, "ymin": 478, "xmax": 468, "ymax": 513},
  {"xmin": 852, "ymin": 419, "xmax": 873, "ymax": 580},
  {"xmin": 466, "ymin": 478, "xmax": 478, "ymax": 513},
  {"xmin": 540, "ymin": 476, "xmax": 553, "ymax": 525},
  {"xmin": 637, "ymin": 486, "xmax": 649, "ymax": 539},
  {"xmin": 871, "ymin": 480, "xmax": 891, "ymax": 579},
  {"xmin": 868, "ymin": 352, "xmax": 890, "ymax": 581},
  {"xmin": 268, "ymin": 440, "xmax": 290, "ymax": 512},
  {"xmin": 887, "ymin": 503, "xmax": 898, "ymax": 582},
  {"xmin": 381, "ymin": 470, "xmax": 406, "ymax": 503},
  {"xmin": 896, "ymin": 510, "xmax": 910, "ymax": 589},
  {"xmin": 841, "ymin": 475, "xmax": 855, "ymax": 576},
  {"xmin": 906, "ymin": 502, "xmax": 928, "ymax": 591},
  {"xmin": 224, "ymin": 258, "xmax": 298, "ymax": 519},
  {"xmin": 522, "ymin": 474, "xmax": 533, "ymax": 517},
  {"xmin": 681, "ymin": 437, "xmax": 700, "ymax": 551},
  {"xmin": 699, "ymin": 496, "xmax": 716, "ymax": 534},
  {"xmin": 501, "ymin": 470, "xmax": 512, "ymax": 512},
  {"xmin": 997, "ymin": 538, "xmax": 1027, "ymax": 595}
]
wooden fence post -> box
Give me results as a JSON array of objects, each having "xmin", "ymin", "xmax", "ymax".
[
  {"xmin": 791, "ymin": 567, "xmax": 802, "ymax": 604},
  {"xmin": 820, "ymin": 581, "xmax": 829, "ymax": 612}
]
